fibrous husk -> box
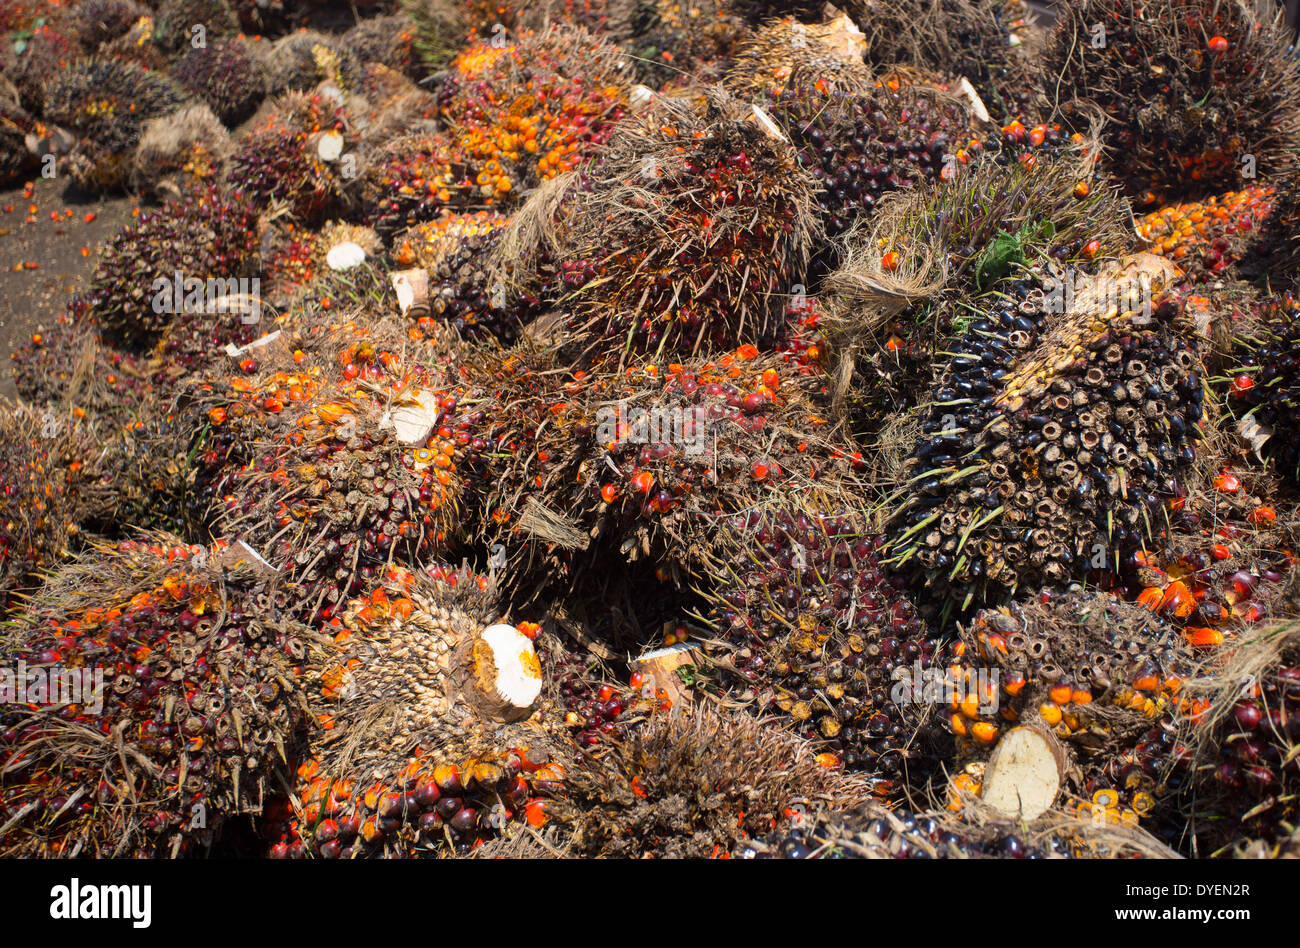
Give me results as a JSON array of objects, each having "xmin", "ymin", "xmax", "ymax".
[
  {"xmin": 130, "ymin": 102, "xmax": 231, "ymax": 200},
  {"xmin": 723, "ymin": 13, "xmax": 870, "ymax": 101}
]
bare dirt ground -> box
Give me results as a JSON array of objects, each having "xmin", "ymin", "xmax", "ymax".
[{"xmin": 0, "ymin": 175, "xmax": 139, "ymax": 398}]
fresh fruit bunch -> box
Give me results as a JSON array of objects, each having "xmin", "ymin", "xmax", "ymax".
[
  {"xmin": 852, "ymin": 0, "xmax": 1038, "ymax": 123},
  {"xmin": 947, "ymin": 590, "xmax": 1196, "ymax": 812},
  {"xmin": 225, "ymin": 91, "xmax": 351, "ymax": 222},
  {"xmin": 1043, "ymin": 0, "xmax": 1300, "ymax": 207},
  {"xmin": 1173, "ymin": 620, "xmax": 1300, "ymax": 855},
  {"xmin": 359, "ymin": 133, "xmax": 479, "ymax": 239},
  {"xmin": 84, "ymin": 183, "xmax": 260, "ymax": 342},
  {"xmin": 70, "ymin": 0, "xmax": 146, "ymax": 52},
  {"xmin": 258, "ymin": 223, "xmax": 320, "ymax": 305},
  {"xmin": 403, "ymin": 0, "xmax": 469, "ymax": 75},
  {"xmin": 552, "ymin": 704, "xmax": 875, "ymax": 857},
  {"xmin": 0, "ymin": 99, "xmax": 39, "ymax": 185},
  {"xmin": 130, "ymin": 103, "xmax": 232, "ymax": 200},
  {"xmin": 260, "ymin": 564, "xmax": 561, "ymax": 857},
  {"xmin": 0, "ymin": 536, "xmax": 316, "ymax": 857},
  {"xmin": 152, "ymin": 0, "xmax": 238, "ymax": 54},
  {"xmin": 887, "ymin": 259, "xmax": 1204, "ymax": 613},
  {"xmin": 609, "ymin": 0, "xmax": 745, "ymax": 89},
  {"xmin": 764, "ymin": 78, "xmax": 974, "ymax": 249},
  {"xmin": 172, "ymin": 37, "xmax": 268, "ymax": 127},
  {"xmin": 96, "ymin": 10, "xmax": 163, "ymax": 70},
  {"xmin": 1118, "ymin": 468, "xmax": 1296, "ymax": 648},
  {"xmin": 39, "ymin": 58, "xmax": 189, "ymax": 191},
  {"xmin": 1222, "ymin": 294, "xmax": 1300, "ymax": 485},
  {"xmin": 551, "ymin": 93, "xmax": 819, "ymax": 358},
  {"xmin": 343, "ymin": 13, "xmax": 418, "ymax": 78},
  {"xmin": 0, "ymin": 402, "xmax": 94, "ymax": 608},
  {"xmin": 478, "ymin": 346, "xmax": 863, "ymax": 605},
  {"xmin": 260, "ymin": 30, "xmax": 361, "ymax": 95},
  {"xmin": 723, "ymin": 13, "xmax": 869, "ymax": 101},
  {"xmin": 0, "ymin": 19, "xmax": 81, "ymax": 112},
  {"xmin": 698, "ymin": 507, "xmax": 944, "ymax": 793},
  {"xmin": 204, "ymin": 339, "xmax": 489, "ymax": 621},
  {"xmin": 538, "ymin": 630, "xmax": 658, "ymax": 748},
  {"xmin": 1137, "ymin": 184, "xmax": 1277, "ymax": 282},
  {"xmin": 436, "ymin": 25, "xmax": 631, "ymax": 204},
  {"xmin": 397, "ymin": 211, "xmax": 542, "ymax": 344}
]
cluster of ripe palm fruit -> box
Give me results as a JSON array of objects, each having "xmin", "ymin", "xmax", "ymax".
[{"xmin": 7, "ymin": 0, "xmax": 1300, "ymax": 860}]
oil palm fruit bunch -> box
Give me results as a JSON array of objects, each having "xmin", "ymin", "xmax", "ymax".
[
  {"xmin": 946, "ymin": 590, "xmax": 1197, "ymax": 819},
  {"xmin": 1, "ymin": 20, "xmax": 82, "ymax": 113},
  {"xmin": 204, "ymin": 341, "xmax": 488, "ymax": 622},
  {"xmin": 343, "ymin": 12, "xmax": 418, "ymax": 78},
  {"xmin": 478, "ymin": 345, "xmax": 861, "ymax": 606},
  {"xmin": 1222, "ymin": 295, "xmax": 1300, "ymax": 486},
  {"xmin": 130, "ymin": 103, "xmax": 232, "ymax": 200},
  {"xmin": 358, "ymin": 134, "xmax": 479, "ymax": 239},
  {"xmin": 887, "ymin": 258, "xmax": 1204, "ymax": 613},
  {"xmin": 153, "ymin": 0, "xmax": 238, "ymax": 54},
  {"xmin": 263, "ymin": 564, "xmax": 560, "ymax": 857},
  {"xmin": 723, "ymin": 13, "xmax": 869, "ymax": 102},
  {"xmin": 763, "ymin": 78, "xmax": 974, "ymax": 250},
  {"xmin": 1136, "ymin": 184, "xmax": 1277, "ymax": 283},
  {"xmin": 225, "ymin": 91, "xmax": 351, "ymax": 222},
  {"xmin": 1043, "ymin": 0, "xmax": 1300, "ymax": 208},
  {"xmin": 822, "ymin": 149, "xmax": 1129, "ymax": 432},
  {"xmin": 1173, "ymin": 619, "xmax": 1300, "ymax": 855},
  {"xmin": 258, "ymin": 30, "xmax": 360, "ymax": 95},
  {"xmin": 606, "ymin": 0, "xmax": 745, "ymax": 89},
  {"xmin": 0, "ymin": 99, "xmax": 38, "ymax": 185},
  {"xmin": 98, "ymin": 11, "xmax": 164, "ymax": 70},
  {"xmin": 172, "ymin": 37, "xmax": 268, "ymax": 127},
  {"xmin": 0, "ymin": 536, "xmax": 317, "ymax": 857},
  {"xmin": 70, "ymin": 0, "xmax": 147, "ymax": 51},
  {"xmin": 551, "ymin": 704, "xmax": 874, "ymax": 857},
  {"xmin": 853, "ymin": 0, "xmax": 1037, "ymax": 123},
  {"xmin": 0, "ymin": 402, "xmax": 96, "ymax": 609},
  {"xmin": 1119, "ymin": 467, "xmax": 1296, "ymax": 649},
  {"xmin": 402, "ymin": 0, "xmax": 468, "ymax": 76},
  {"xmin": 436, "ymin": 26, "xmax": 631, "ymax": 210},
  {"xmin": 84, "ymin": 182, "xmax": 260, "ymax": 342},
  {"xmin": 551, "ymin": 92, "xmax": 819, "ymax": 359},
  {"xmin": 396, "ymin": 211, "xmax": 542, "ymax": 344},
  {"xmin": 39, "ymin": 58, "xmax": 189, "ymax": 191},
  {"xmin": 697, "ymin": 507, "xmax": 943, "ymax": 793}
]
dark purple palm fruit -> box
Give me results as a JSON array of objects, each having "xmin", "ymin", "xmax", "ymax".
[
  {"xmin": 1222, "ymin": 293, "xmax": 1300, "ymax": 485},
  {"xmin": 153, "ymin": 0, "xmax": 239, "ymax": 55},
  {"xmin": 71, "ymin": 0, "xmax": 147, "ymax": 51},
  {"xmin": 699, "ymin": 507, "xmax": 945, "ymax": 797},
  {"xmin": 172, "ymin": 37, "xmax": 267, "ymax": 127},
  {"xmin": 1, "ymin": 20, "xmax": 82, "ymax": 112},
  {"xmin": 0, "ymin": 98, "xmax": 38, "ymax": 185},
  {"xmin": 84, "ymin": 183, "xmax": 260, "ymax": 343}
]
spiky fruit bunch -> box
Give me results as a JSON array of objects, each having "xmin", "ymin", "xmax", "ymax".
[
  {"xmin": 398, "ymin": 211, "xmax": 541, "ymax": 344},
  {"xmin": 0, "ymin": 537, "xmax": 316, "ymax": 857},
  {"xmin": 1, "ymin": 22, "xmax": 81, "ymax": 112},
  {"xmin": 890, "ymin": 261, "xmax": 1204, "ymax": 611},
  {"xmin": 153, "ymin": 0, "xmax": 238, "ymax": 53},
  {"xmin": 949, "ymin": 590, "xmax": 1198, "ymax": 816},
  {"xmin": 98, "ymin": 11, "xmax": 164, "ymax": 70},
  {"xmin": 437, "ymin": 26, "xmax": 630, "ymax": 203},
  {"xmin": 766, "ymin": 79, "xmax": 974, "ymax": 248},
  {"xmin": 552, "ymin": 93, "xmax": 819, "ymax": 358},
  {"xmin": 724, "ymin": 14, "xmax": 869, "ymax": 101},
  {"xmin": 1044, "ymin": 0, "xmax": 1300, "ymax": 207},
  {"xmin": 1174, "ymin": 621, "xmax": 1300, "ymax": 855},
  {"xmin": 343, "ymin": 13, "xmax": 417, "ymax": 77},
  {"xmin": 225, "ymin": 92, "xmax": 350, "ymax": 221},
  {"xmin": 85, "ymin": 183, "xmax": 259, "ymax": 341},
  {"xmin": 479, "ymin": 346, "xmax": 863, "ymax": 604},
  {"xmin": 610, "ymin": 0, "xmax": 744, "ymax": 89},
  {"xmin": 1137, "ymin": 184, "xmax": 1277, "ymax": 282},
  {"xmin": 1223, "ymin": 295, "xmax": 1300, "ymax": 486},
  {"xmin": 204, "ymin": 343, "xmax": 488, "ymax": 621},
  {"xmin": 172, "ymin": 37, "xmax": 267, "ymax": 127},
  {"xmin": 403, "ymin": 0, "xmax": 468, "ymax": 75},
  {"xmin": 39, "ymin": 58, "xmax": 189, "ymax": 190},
  {"xmin": 0, "ymin": 403, "xmax": 93, "ymax": 607},
  {"xmin": 130, "ymin": 103, "xmax": 231, "ymax": 200},
  {"xmin": 71, "ymin": 0, "xmax": 147, "ymax": 50},
  {"xmin": 0, "ymin": 99, "xmax": 38, "ymax": 185},
  {"xmin": 260, "ymin": 31, "xmax": 361, "ymax": 96},
  {"xmin": 359, "ymin": 133, "xmax": 478, "ymax": 238},
  {"xmin": 552, "ymin": 705, "xmax": 874, "ymax": 857}
]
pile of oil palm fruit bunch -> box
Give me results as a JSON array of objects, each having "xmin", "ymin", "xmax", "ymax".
[{"xmin": 7, "ymin": 0, "xmax": 1300, "ymax": 861}]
